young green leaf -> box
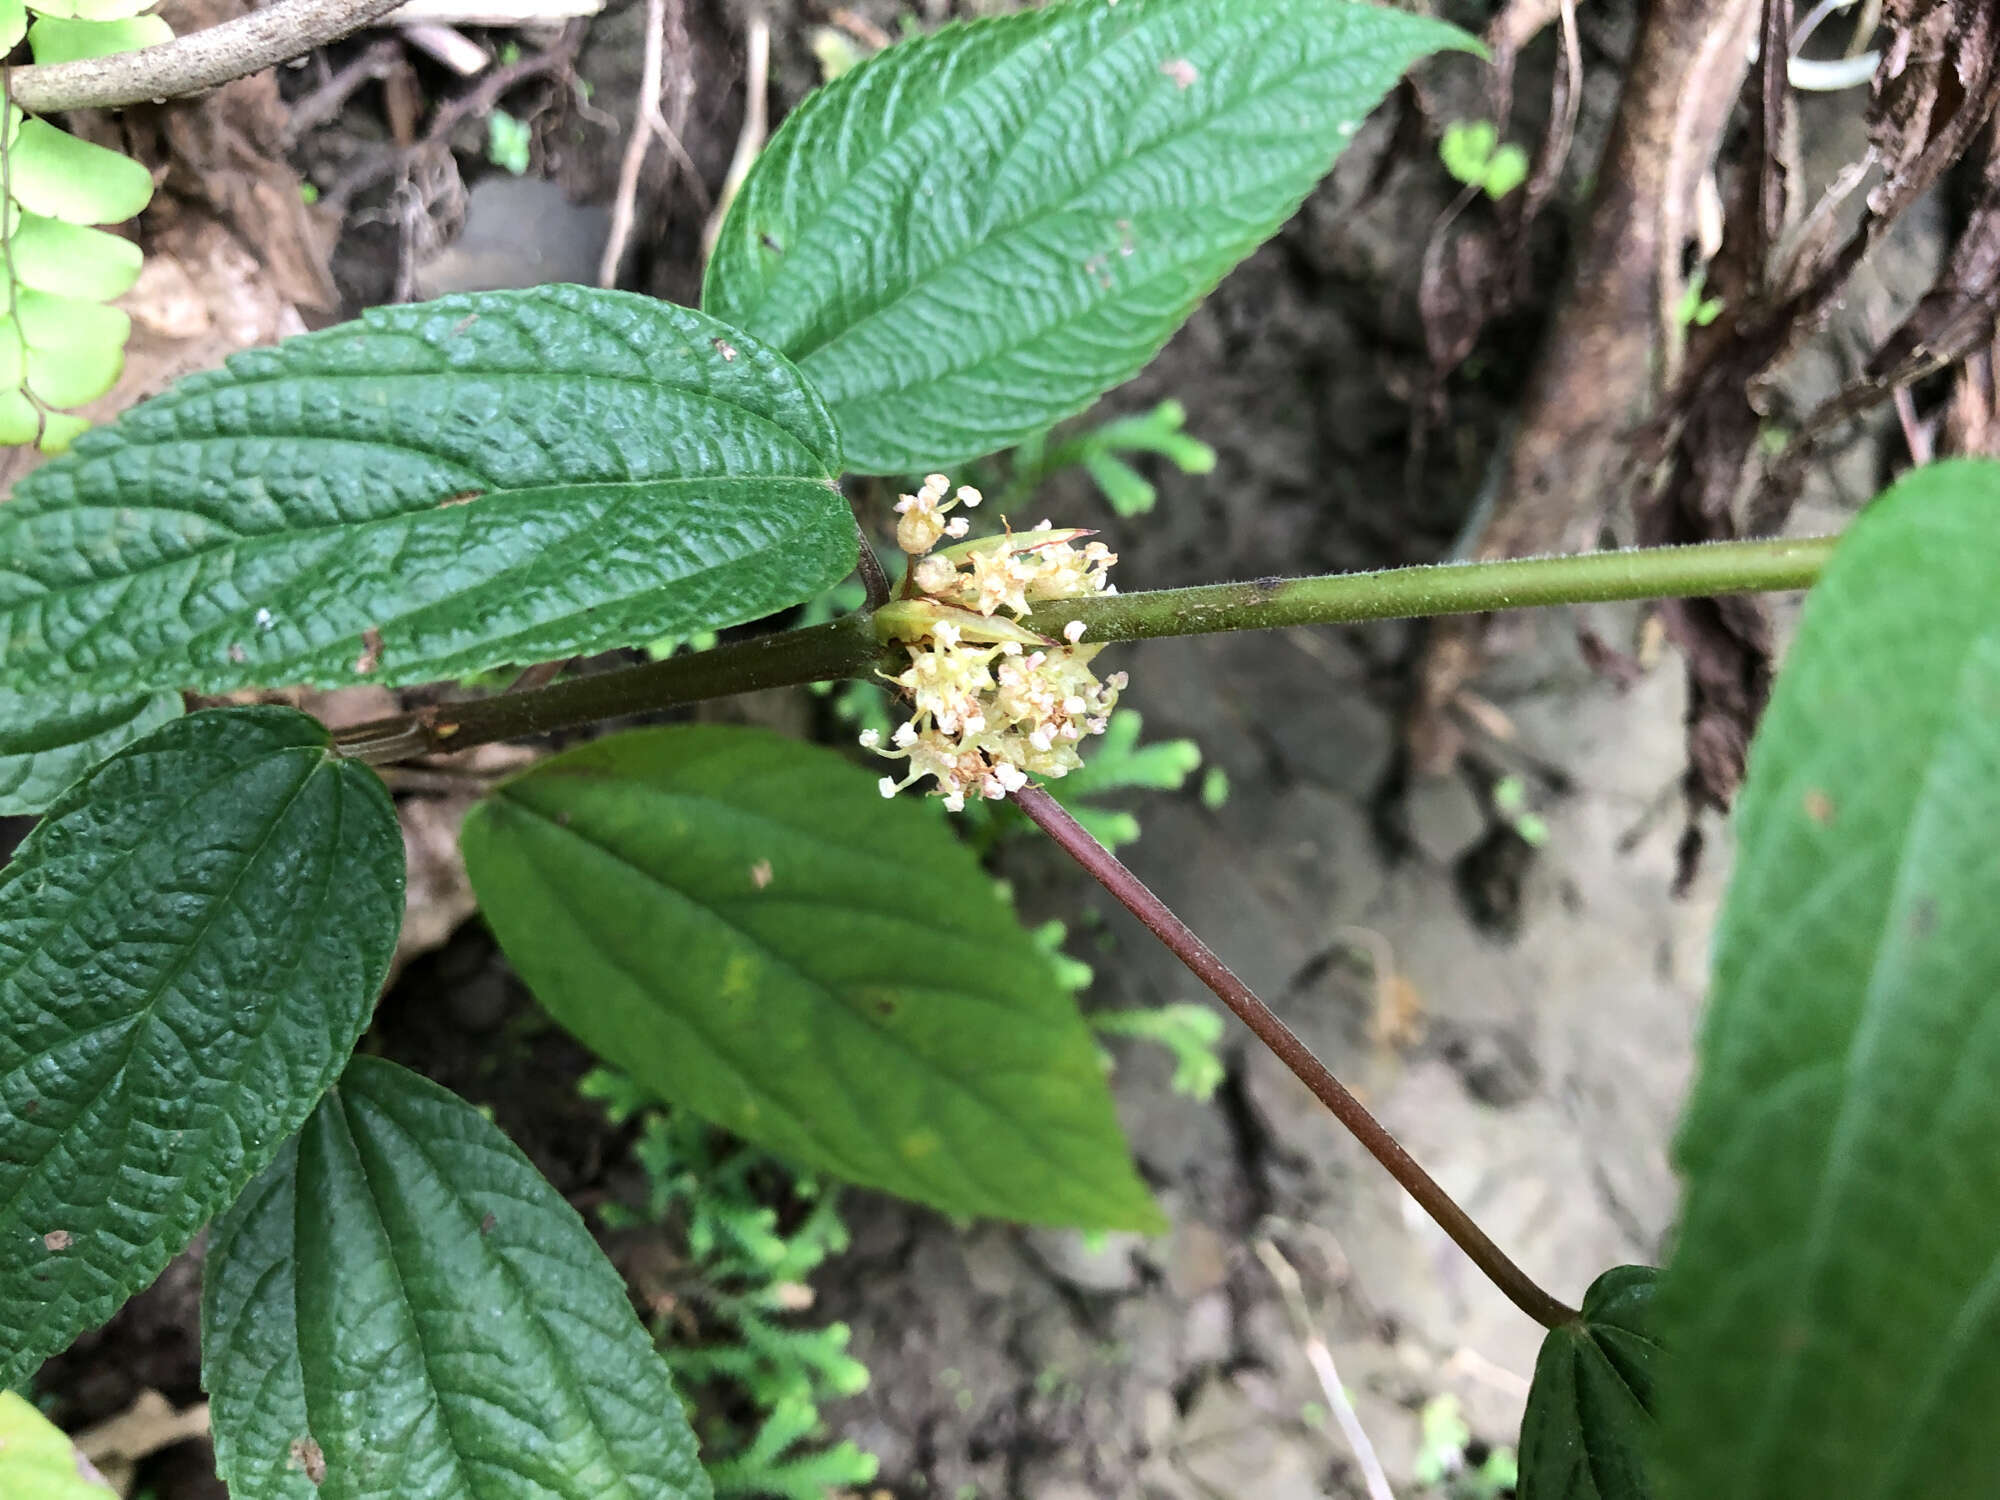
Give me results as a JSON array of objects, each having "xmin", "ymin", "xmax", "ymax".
[
  {"xmin": 5, "ymin": 119, "xmax": 155, "ymax": 224},
  {"xmin": 461, "ymin": 725, "xmax": 1163, "ymax": 1231},
  {"xmin": 6, "ymin": 213, "xmax": 144, "ymax": 302},
  {"xmin": 0, "ymin": 687, "xmax": 182, "ymax": 816},
  {"xmin": 1656, "ymin": 459, "xmax": 2000, "ymax": 1499},
  {"xmin": 24, "ymin": 11, "xmax": 172, "ymax": 63},
  {"xmin": 703, "ymin": 0, "xmax": 1472, "ymax": 473},
  {"xmin": 0, "ymin": 708, "xmax": 403, "ymax": 1387},
  {"xmin": 202, "ymin": 1057, "xmax": 711, "ymax": 1500},
  {"xmin": 18, "ymin": 289, "xmax": 130, "ymax": 408},
  {"xmin": 0, "ymin": 0, "xmax": 26, "ymax": 50},
  {"xmin": 0, "ymin": 1392, "xmax": 115, "ymax": 1498},
  {"xmin": 0, "ymin": 286, "xmax": 853, "ymax": 699},
  {"xmin": 20, "ymin": 0, "xmax": 154, "ymax": 18},
  {"xmin": 1517, "ymin": 1266, "xmax": 1660, "ymax": 1500}
]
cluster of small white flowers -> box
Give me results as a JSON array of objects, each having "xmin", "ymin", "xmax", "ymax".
[{"xmin": 864, "ymin": 476, "xmax": 1127, "ymax": 811}]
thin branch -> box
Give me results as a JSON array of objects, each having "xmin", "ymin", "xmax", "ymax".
[
  {"xmin": 331, "ymin": 535, "xmax": 1834, "ymax": 764},
  {"xmin": 701, "ymin": 9, "xmax": 768, "ymax": 262},
  {"xmin": 1254, "ymin": 1239, "xmax": 1395, "ymax": 1500},
  {"xmin": 1014, "ymin": 783, "xmax": 1577, "ymax": 1330},
  {"xmin": 598, "ymin": 0, "xmax": 667, "ymax": 287},
  {"xmin": 11, "ymin": 0, "xmax": 407, "ymax": 114}
]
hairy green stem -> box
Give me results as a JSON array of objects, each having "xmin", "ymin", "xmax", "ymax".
[
  {"xmin": 1012, "ymin": 783, "xmax": 1579, "ymax": 1330},
  {"xmin": 333, "ymin": 535, "xmax": 1832, "ymax": 763}
]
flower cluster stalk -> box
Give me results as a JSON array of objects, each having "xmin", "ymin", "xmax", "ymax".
[
  {"xmin": 1010, "ymin": 782, "xmax": 1580, "ymax": 1330},
  {"xmin": 334, "ymin": 534, "xmax": 1832, "ymax": 764}
]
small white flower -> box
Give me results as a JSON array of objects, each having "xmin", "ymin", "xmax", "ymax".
[
  {"xmin": 858, "ymin": 728, "xmax": 881, "ymax": 749},
  {"xmin": 863, "ymin": 476, "xmax": 1128, "ymax": 810}
]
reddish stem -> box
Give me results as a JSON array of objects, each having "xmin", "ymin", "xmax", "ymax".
[{"xmin": 1012, "ymin": 783, "xmax": 1579, "ymax": 1330}]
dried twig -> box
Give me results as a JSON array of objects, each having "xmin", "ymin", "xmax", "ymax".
[
  {"xmin": 1254, "ymin": 1239, "xmax": 1396, "ymax": 1500},
  {"xmin": 702, "ymin": 10, "xmax": 769, "ymax": 262},
  {"xmin": 598, "ymin": 0, "xmax": 669, "ymax": 287},
  {"xmin": 12, "ymin": 0, "xmax": 406, "ymax": 113}
]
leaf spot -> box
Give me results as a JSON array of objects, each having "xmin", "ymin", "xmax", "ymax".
[
  {"xmin": 1803, "ymin": 787, "xmax": 1835, "ymax": 826},
  {"xmin": 759, "ymin": 230, "xmax": 784, "ymax": 255},
  {"xmin": 42, "ymin": 1229, "xmax": 71, "ymax": 1251},
  {"xmin": 450, "ymin": 313, "xmax": 479, "ymax": 336},
  {"xmin": 713, "ymin": 337, "xmax": 739, "ymax": 362},
  {"xmin": 288, "ymin": 1436, "xmax": 327, "ymax": 1485},
  {"xmin": 255, "ymin": 608, "xmax": 275, "ymax": 631},
  {"xmin": 1160, "ymin": 57, "xmax": 1197, "ymax": 89},
  {"xmin": 354, "ymin": 627, "xmax": 384, "ymax": 677},
  {"xmin": 751, "ymin": 859, "xmax": 773, "ymax": 889},
  {"xmin": 228, "ymin": 644, "xmax": 248, "ymax": 664},
  {"xmin": 479, "ymin": 1211, "xmax": 497, "ymax": 1235},
  {"xmin": 437, "ymin": 489, "xmax": 483, "ymax": 508}
]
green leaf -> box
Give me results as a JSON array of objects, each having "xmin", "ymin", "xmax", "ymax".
[
  {"xmin": 0, "ymin": 707, "xmax": 404, "ymax": 1386},
  {"xmin": 0, "ymin": 1392, "xmax": 115, "ymax": 1498},
  {"xmin": 202, "ymin": 1057, "xmax": 711, "ymax": 1500},
  {"xmin": 702, "ymin": 0, "xmax": 1472, "ymax": 473},
  {"xmin": 6, "ymin": 214, "xmax": 144, "ymax": 301},
  {"xmin": 1438, "ymin": 119, "xmax": 1498, "ymax": 187},
  {"xmin": 461, "ymin": 725, "xmax": 1162, "ymax": 1230},
  {"xmin": 0, "ymin": 286, "xmax": 854, "ymax": 699},
  {"xmin": 18, "ymin": 289, "xmax": 130, "ymax": 408},
  {"xmin": 0, "ymin": 0, "xmax": 27, "ymax": 51},
  {"xmin": 25, "ymin": 11, "xmax": 171, "ymax": 62},
  {"xmin": 0, "ymin": 687, "xmax": 182, "ymax": 816},
  {"xmin": 1517, "ymin": 1266, "xmax": 1660, "ymax": 1500},
  {"xmin": 1656, "ymin": 458, "xmax": 2000, "ymax": 1499},
  {"xmin": 22, "ymin": 0, "xmax": 156, "ymax": 19},
  {"xmin": 5, "ymin": 119, "xmax": 155, "ymax": 225}
]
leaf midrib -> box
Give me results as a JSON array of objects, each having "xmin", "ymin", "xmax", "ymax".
[
  {"xmin": 0, "ymin": 743, "xmax": 323, "ymax": 1367},
  {"xmin": 339, "ymin": 1081, "xmax": 653, "ymax": 1500}
]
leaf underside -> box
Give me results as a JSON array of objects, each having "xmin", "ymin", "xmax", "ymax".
[
  {"xmin": 0, "ymin": 708, "xmax": 403, "ymax": 1387},
  {"xmin": 203, "ymin": 1057, "xmax": 711, "ymax": 1500},
  {"xmin": 0, "ymin": 285, "xmax": 854, "ymax": 702},
  {"xmin": 1657, "ymin": 459, "xmax": 2000, "ymax": 1499},
  {"xmin": 703, "ymin": 0, "xmax": 1471, "ymax": 473},
  {"xmin": 461, "ymin": 725, "xmax": 1163, "ymax": 1231}
]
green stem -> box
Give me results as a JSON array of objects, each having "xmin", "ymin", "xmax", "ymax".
[
  {"xmin": 333, "ymin": 535, "xmax": 1832, "ymax": 763},
  {"xmin": 1053, "ymin": 534, "xmax": 1833, "ymax": 643}
]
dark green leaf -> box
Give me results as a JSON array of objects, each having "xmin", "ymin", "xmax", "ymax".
[
  {"xmin": 703, "ymin": 0, "xmax": 1471, "ymax": 472},
  {"xmin": 1657, "ymin": 458, "xmax": 2000, "ymax": 1499},
  {"xmin": 0, "ymin": 688, "xmax": 182, "ymax": 816},
  {"xmin": 202, "ymin": 1057, "xmax": 710, "ymax": 1500},
  {"xmin": 461, "ymin": 725, "xmax": 1162, "ymax": 1230},
  {"xmin": 0, "ymin": 286, "xmax": 852, "ymax": 700},
  {"xmin": 1518, "ymin": 1266, "xmax": 1660, "ymax": 1500},
  {"xmin": 0, "ymin": 708, "xmax": 403, "ymax": 1385}
]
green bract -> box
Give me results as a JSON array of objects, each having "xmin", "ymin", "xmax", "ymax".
[
  {"xmin": 704, "ymin": 0, "xmax": 1474, "ymax": 472},
  {"xmin": 1657, "ymin": 459, "xmax": 2000, "ymax": 1498},
  {"xmin": 203, "ymin": 1058, "xmax": 710, "ymax": 1500},
  {"xmin": 462, "ymin": 725, "xmax": 1165, "ymax": 1230},
  {"xmin": 0, "ymin": 708, "xmax": 404, "ymax": 1386}
]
